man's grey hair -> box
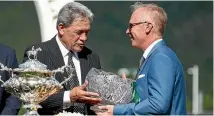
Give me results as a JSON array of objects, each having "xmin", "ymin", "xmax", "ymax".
[
  {"xmin": 56, "ymin": 2, "xmax": 94, "ymax": 29},
  {"xmin": 131, "ymin": 2, "xmax": 168, "ymax": 35}
]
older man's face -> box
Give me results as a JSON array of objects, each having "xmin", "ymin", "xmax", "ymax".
[{"xmin": 60, "ymin": 18, "xmax": 90, "ymax": 52}]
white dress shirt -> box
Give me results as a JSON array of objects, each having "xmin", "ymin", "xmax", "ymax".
[
  {"xmin": 56, "ymin": 35, "xmax": 82, "ymax": 109},
  {"xmin": 143, "ymin": 39, "xmax": 163, "ymax": 59}
]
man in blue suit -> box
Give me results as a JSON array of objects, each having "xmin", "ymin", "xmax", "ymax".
[
  {"xmin": 0, "ymin": 43, "xmax": 21, "ymax": 115},
  {"xmin": 97, "ymin": 2, "xmax": 186, "ymax": 115}
]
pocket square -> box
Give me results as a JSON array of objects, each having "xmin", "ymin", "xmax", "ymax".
[{"xmin": 138, "ymin": 74, "xmax": 145, "ymax": 79}]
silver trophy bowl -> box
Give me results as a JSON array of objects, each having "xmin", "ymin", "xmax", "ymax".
[
  {"xmin": 85, "ymin": 68, "xmax": 135, "ymax": 112},
  {"xmin": 0, "ymin": 46, "xmax": 73, "ymax": 116}
]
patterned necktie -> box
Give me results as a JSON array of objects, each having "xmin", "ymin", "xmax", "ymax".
[
  {"xmin": 67, "ymin": 51, "xmax": 85, "ymax": 114},
  {"xmin": 67, "ymin": 51, "xmax": 79, "ymax": 88}
]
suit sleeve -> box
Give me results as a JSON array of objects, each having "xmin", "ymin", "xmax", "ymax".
[
  {"xmin": 94, "ymin": 53, "xmax": 101, "ymax": 69},
  {"xmin": 38, "ymin": 91, "xmax": 64, "ymax": 114},
  {"xmin": 1, "ymin": 49, "xmax": 22, "ymax": 115},
  {"xmin": 114, "ymin": 54, "xmax": 176, "ymax": 115}
]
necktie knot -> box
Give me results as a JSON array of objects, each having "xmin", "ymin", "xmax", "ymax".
[{"xmin": 68, "ymin": 51, "xmax": 74, "ymax": 57}]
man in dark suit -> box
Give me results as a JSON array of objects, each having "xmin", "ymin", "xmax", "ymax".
[
  {"xmin": 23, "ymin": 2, "xmax": 101, "ymax": 115},
  {"xmin": 97, "ymin": 2, "xmax": 186, "ymax": 115},
  {"xmin": 0, "ymin": 43, "xmax": 21, "ymax": 115}
]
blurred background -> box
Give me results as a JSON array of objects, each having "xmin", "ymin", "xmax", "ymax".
[{"xmin": 0, "ymin": 1, "xmax": 212, "ymax": 114}]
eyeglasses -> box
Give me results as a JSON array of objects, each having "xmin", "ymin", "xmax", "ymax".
[{"xmin": 128, "ymin": 21, "xmax": 151, "ymax": 30}]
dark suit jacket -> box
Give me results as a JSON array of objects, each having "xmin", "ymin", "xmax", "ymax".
[
  {"xmin": 0, "ymin": 43, "xmax": 21, "ymax": 115},
  {"xmin": 23, "ymin": 37, "xmax": 101, "ymax": 115}
]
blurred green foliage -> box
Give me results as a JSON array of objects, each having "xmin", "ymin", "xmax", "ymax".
[{"xmin": 204, "ymin": 94, "xmax": 213, "ymax": 110}]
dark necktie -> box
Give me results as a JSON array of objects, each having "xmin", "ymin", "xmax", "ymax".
[
  {"xmin": 139, "ymin": 56, "xmax": 145, "ymax": 67},
  {"xmin": 136, "ymin": 56, "xmax": 145, "ymax": 77},
  {"xmin": 67, "ymin": 51, "xmax": 85, "ymax": 114},
  {"xmin": 67, "ymin": 51, "xmax": 79, "ymax": 88}
]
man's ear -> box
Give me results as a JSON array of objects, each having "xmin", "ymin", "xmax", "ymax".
[
  {"xmin": 145, "ymin": 23, "xmax": 153, "ymax": 34},
  {"xmin": 58, "ymin": 23, "xmax": 65, "ymax": 35}
]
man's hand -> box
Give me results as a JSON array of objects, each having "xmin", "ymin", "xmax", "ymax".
[
  {"xmin": 95, "ymin": 105, "xmax": 114, "ymax": 116},
  {"xmin": 70, "ymin": 80, "xmax": 101, "ymax": 104},
  {"xmin": 122, "ymin": 73, "xmax": 127, "ymax": 80}
]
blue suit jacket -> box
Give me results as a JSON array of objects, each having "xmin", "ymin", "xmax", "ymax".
[
  {"xmin": 0, "ymin": 44, "xmax": 21, "ymax": 115},
  {"xmin": 114, "ymin": 40, "xmax": 186, "ymax": 115}
]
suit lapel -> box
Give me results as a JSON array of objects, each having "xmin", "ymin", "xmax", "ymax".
[
  {"xmin": 137, "ymin": 40, "xmax": 166, "ymax": 76},
  {"xmin": 48, "ymin": 37, "xmax": 65, "ymax": 68},
  {"xmin": 78, "ymin": 49, "xmax": 89, "ymax": 85},
  {"xmin": 47, "ymin": 37, "xmax": 71, "ymax": 89}
]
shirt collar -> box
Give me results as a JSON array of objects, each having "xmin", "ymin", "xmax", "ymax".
[
  {"xmin": 56, "ymin": 35, "xmax": 78, "ymax": 58},
  {"xmin": 143, "ymin": 39, "xmax": 162, "ymax": 59}
]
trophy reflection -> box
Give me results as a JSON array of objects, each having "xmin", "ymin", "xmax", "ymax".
[{"xmin": 0, "ymin": 46, "xmax": 73, "ymax": 116}]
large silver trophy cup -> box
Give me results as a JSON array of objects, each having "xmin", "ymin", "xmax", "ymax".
[
  {"xmin": 86, "ymin": 68, "xmax": 135, "ymax": 112},
  {"xmin": 0, "ymin": 46, "xmax": 73, "ymax": 116}
]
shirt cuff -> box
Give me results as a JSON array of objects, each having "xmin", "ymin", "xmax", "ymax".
[{"xmin": 63, "ymin": 91, "xmax": 71, "ymax": 109}]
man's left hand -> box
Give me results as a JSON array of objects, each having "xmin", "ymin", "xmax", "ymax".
[{"xmin": 95, "ymin": 105, "xmax": 114, "ymax": 116}]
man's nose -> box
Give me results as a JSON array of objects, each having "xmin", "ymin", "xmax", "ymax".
[
  {"xmin": 126, "ymin": 28, "xmax": 130, "ymax": 35},
  {"xmin": 80, "ymin": 33, "xmax": 87, "ymax": 41}
]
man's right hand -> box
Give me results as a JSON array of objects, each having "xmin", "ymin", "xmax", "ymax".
[
  {"xmin": 121, "ymin": 73, "xmax": 127, "ymax": 80},
  {"xmin": 69, "ymin": 80, "xmax": 101, "ymax": 104}
]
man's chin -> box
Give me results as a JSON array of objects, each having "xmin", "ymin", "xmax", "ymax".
[
  {"xmin": 131, "ymin": 43, "xmax": 136, "ymax": 47},
  {"xmin": 73, "ymin": 47, "xmax": 84, "ymax": 52}
]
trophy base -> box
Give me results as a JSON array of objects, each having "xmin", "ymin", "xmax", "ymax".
[{"xmin": 24, "ymin": 110, "xmax": 39, "ymax": 116}]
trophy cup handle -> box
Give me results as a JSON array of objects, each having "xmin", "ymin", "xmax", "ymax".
[
  {"xmin": 59, "ymin": 65, "xmax": 73, "ymax": 86},
  {"xmin": 60, "ymin": 76, "xmax": 72, "ymax": 86}
]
